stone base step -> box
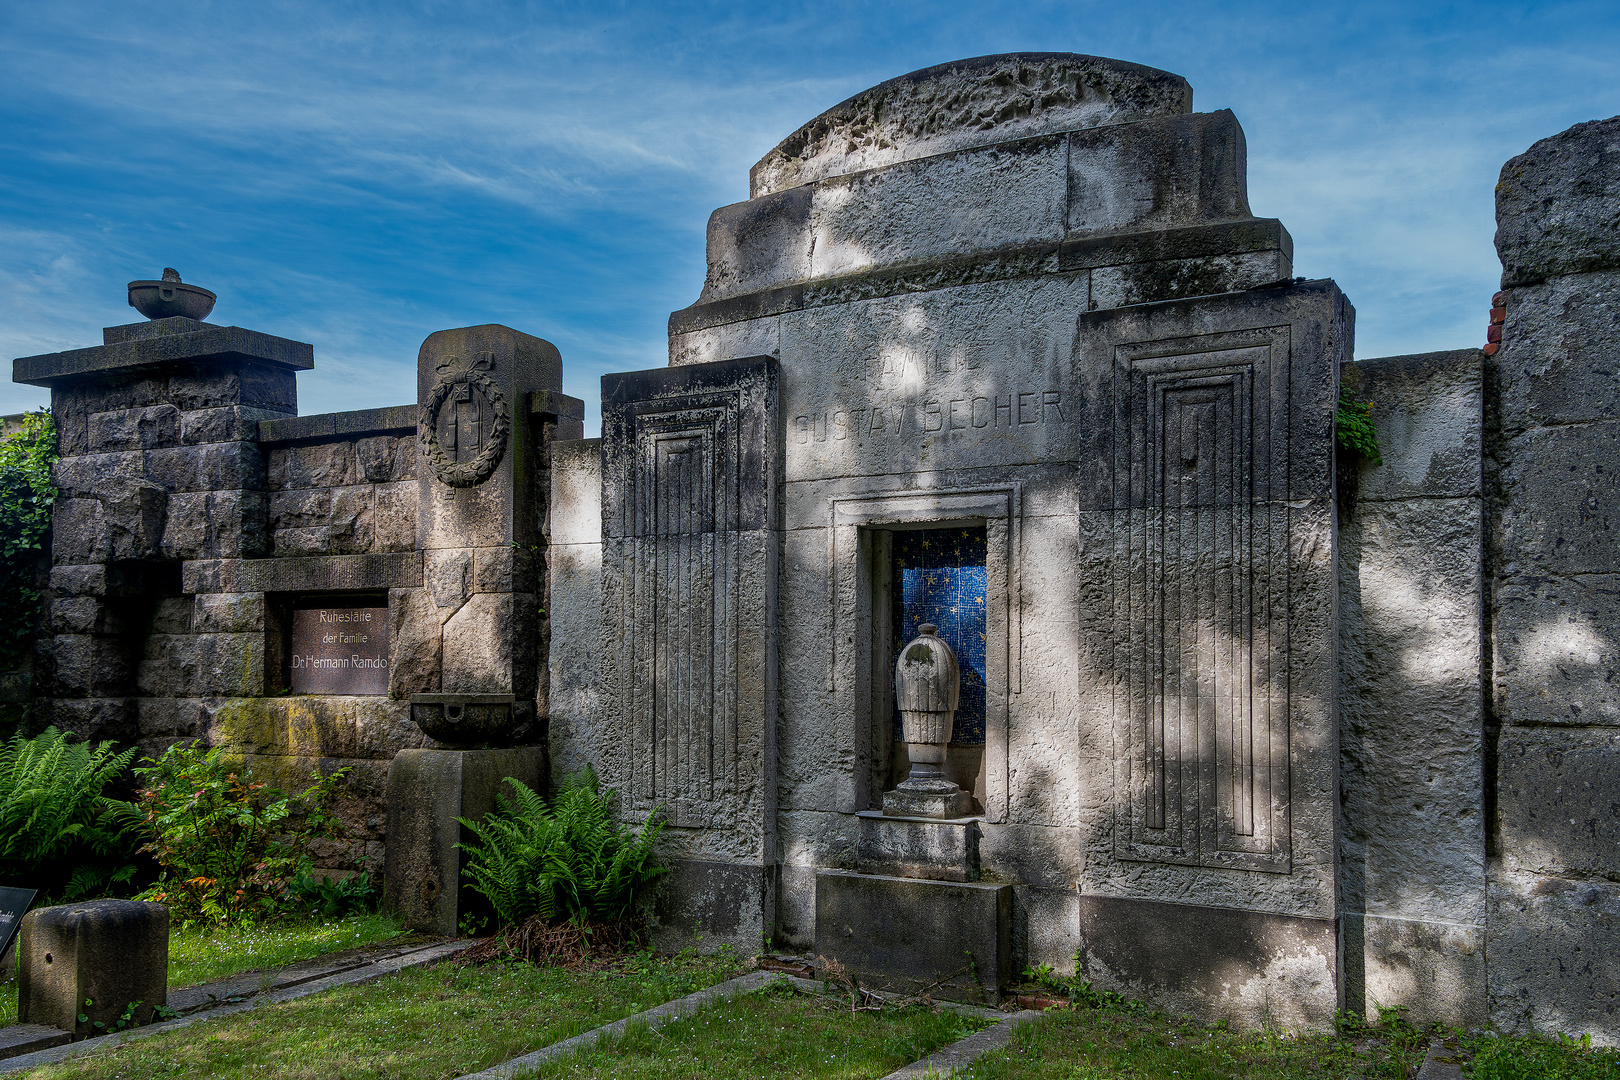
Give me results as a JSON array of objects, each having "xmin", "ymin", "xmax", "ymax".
[{"xmin": 0, "ymin": 1024, "xmax": 70, "ymax": 1061}]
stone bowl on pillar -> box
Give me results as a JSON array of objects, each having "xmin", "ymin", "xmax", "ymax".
[
  {"xmin": 884, "ymin": 623, "xmax": 972, "ymax": 819},
  {"xmin": 127, "ymin": 269, "xmax": 216, "ymax": 321}
]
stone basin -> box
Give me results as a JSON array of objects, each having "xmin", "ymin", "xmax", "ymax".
[
  {"xmin": 127, "ymin": 278, "xmax": 216, "ymax": 321},
  {"xmin": 408, "ymin": 693, "xmax": 515, "ymax": 746}
]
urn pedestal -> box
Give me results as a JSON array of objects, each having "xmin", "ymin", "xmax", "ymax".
[{"xmin": 882, "ymin": 623, "xmax": 973, "ymax": 819}]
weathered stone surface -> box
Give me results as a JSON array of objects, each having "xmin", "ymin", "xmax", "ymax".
[
  {"xmin": 383, "ymin": 747, "xmax": 544, "ymax": 936},
  {"xmin": 207, "ymin": 697, "xmax": 419, "ymax": 760},
  {"xmin": 18, "ymin": 900, "xmax": 168, "ymax": 1037},
  {"xmin": 1494, "ymin": 573, "xmax": 1620, "ymax": 728},
  {"xmin": 50, "ymin": 635, "xmax": 133, "ymax": 698},
  {"xmin": 182, "ymin": 552, "xmax": 422, "ymax": 594},
  {"xmin": 546, "ymin": 439, "xmax": 603, "ymax": 787},
  {"xmin": 426, "ymin": 548, "xmax": 473, "ymax": 610},
  {"xmin": 388, "ymin": 587, "xmax": 442, "ymax": 698},
  {"xmin": 1074, "ymin": 896, "xmax": 1337, "ymax": 1031},
  {"xmin": 1340, "ymin": 497, "xmax": 1485, "ymax": 921},
  {"xmin": 180, "ymin": 405, "xmax": 283, "ymax": 445},
  {"xmin": 50, "ymin": 697, "xmax": 137, "ymax": 743},
  {"xmin": 815, "ymin": 870, "xmax": 1011, "ymax": 999},
  {"xmin": 191, "ymin": 593, "xmax": 264, "ymax": 634},
  {"xmin": 257, "ymin": 405, "xmax": 415, "ymax": 445},
  {"xmin": 1498, "ymin": 421, "xmax": 1620, "ymax": 578},
  {"xmin": 137, "ymin": 633, "xmax": 263, "ymax": 697},
  {"xmin": 87, "ymin": 404, "xmax": 180, "ymax": 452},
  {"xmin": 600, "ymin": 356, "xmax": 779, "ymax": 848},
  {"xmin": 270, "ymin": 440, "xmax": 359, "ymax": 490},
  {"xmin": 1345, "ymin": 912, "xmax": 1487, "ymax": 1029},
  {"xmin": 1490, "ymin": 274, "xmax": 1620, "ymax": 432},
  {"xmin": 1498, "ymin": 727, "xmax": 1620, "ymax": 879},
  {"xmin": 1343, "ymin": 351, "xmax": 1482, "ymax": 500},
  {"xmin": 442, "ymin": 592, "xmax": 529, "ymax": 695},
  {"xmin": 750, "ymin": 53, "xmax": 1190, "ymax": 197},
  {"xmin": 1496, "ymin": 115, "xmax": 1620, "ymax": 287},
  {"xmin": 1487, "ymin": 871, "xmax": 1620, "ymax": 1042},
  {"xmin": 13, "ymin": 325, "xmax": 310, "ymax": 388},
  {"xmin": 855, "ymin": 811, "xmax": 978, "ymax": 881}
]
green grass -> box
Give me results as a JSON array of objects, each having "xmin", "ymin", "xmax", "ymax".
[
  {"xmin": 954, "ymin": 1001, "xmax": 1620, "ymax": 1080},
  {"xmin": 520, "ymin": 981, "xmax": 989, "ymax": 1079},
  {"xmin": 0, "ymin": 911, "xmax": 406, "ymax": 1027},
  {"xmin": 23, "ymin": 948, "xmax": 743, "ymax": 1080}
]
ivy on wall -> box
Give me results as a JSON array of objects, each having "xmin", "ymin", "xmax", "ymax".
[{"xmin": 0, "ymin": 411, "xmax": 57, "ymax": 672}]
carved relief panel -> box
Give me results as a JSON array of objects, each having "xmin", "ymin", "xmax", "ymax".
[
  {"xmin": 601, "ymin": 357, "xmax": 779, "ymax": 835},
  {"xmin": 1109, "ymin": 327, "xmax": 1292, "ymax": 872}
]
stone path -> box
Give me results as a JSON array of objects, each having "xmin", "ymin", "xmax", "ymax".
[
  {"xmin": 878, "ymin": 1009, "xmax": 1044, "ymax": 1078},
  {"xmin": 0, "ymin": 936, "xmax": 468, "ymax": 1073}
]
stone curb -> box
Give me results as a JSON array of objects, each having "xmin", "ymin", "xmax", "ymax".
[
  {"xmin": 0, "ymin": 938, "xmax": 469, "ymax": 1074},
  {"xmin": 878, "ymin": 1009, "xmax": 1045, "ymax": 1079},
  {"xmin": 451, "ymin": 970, "xmax": 787, "ymax": 1080}
]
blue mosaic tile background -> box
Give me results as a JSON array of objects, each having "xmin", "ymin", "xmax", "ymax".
[{"xmin": 892, "ymin": 527, "xmax": 988, "ymax": 745}]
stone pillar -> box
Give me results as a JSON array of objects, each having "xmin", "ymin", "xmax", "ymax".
[
  {"xmin": 12, "ymin": 297, "xmax": 311, "ymax": 743},
  {"xmin": 19, "ymin": 900, "xmax": 168, "ymax": 1037},
  {"xmin": 413, "ymin": 325, "xmax": 562, "ymax": 741},
  {"xmin": 382, "ymin": 746, "xmax": 543, "ymax": 935},
  {"xmin": 1486, "ymin": 115, "xmax": 1620, "ymax": 1041}
]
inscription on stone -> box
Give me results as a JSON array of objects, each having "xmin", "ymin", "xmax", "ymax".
[
  {"xmin": 0, "ymin": 886, "xmax": 35, "ymax": 960},
  {"xmin": 290, "ymin": 606, "xmax": 389, "ymax": 695}
]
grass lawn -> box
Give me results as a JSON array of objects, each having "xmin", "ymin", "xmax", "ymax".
[
  {"xmin": 0, "ymin": 911, "xmax": 407, "ymax": 1027},
  {"xmin": 955, "ymin": 1000, "xmax": 1620, "ymax": 1080},
  {"xmin": 21, "ymin": 948, "xmax": 744, "ymax": 1080},
  {"xmin": 522, "ymin": 980, "xmax": 989, "ymax": 1080}
]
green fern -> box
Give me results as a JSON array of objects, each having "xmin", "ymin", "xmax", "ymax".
[
  {"xmin": 0, "ymin": 727, "xmax": 140, "ymax": 900},
  {"xmin": 458, "ymin": 765, "xmax": 667, "ymax": 927}
]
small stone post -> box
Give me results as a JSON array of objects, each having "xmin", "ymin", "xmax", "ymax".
[{"xmin": 19, "ymin": 900, "xmax": 168, "ymax": 1038}]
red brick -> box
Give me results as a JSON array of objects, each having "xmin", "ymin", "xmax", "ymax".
[
  {"xmin": 1488, "ymin": 324, "xmax": 1503, "ymax": 343},
  {"xmin": 1492, "ymin": 290, "xmax": 1510, "ymax": 307},
  {"xmin": 1490, "ymin": 306, "xmax": 1507, "ymax": 323},
  {"xmin": 1483, "ymin": 342, "xmax": 1500, "ymax": 356}
]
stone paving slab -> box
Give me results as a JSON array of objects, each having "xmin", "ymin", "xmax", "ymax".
[
  {"xmin": 0, "ymin": 1024, "xmax": 70, "ymax": 1062},
  {"xmin": 0, "ymin": 938, "xmax": 468, "ymax": 1074},
  {"xmin": 452, "ymin": 970, "xmax": 786, "ymax": 1080},
  {"xmin": 878, "ymin": 1009, "xmax": 1044, "ymax": 1079}
]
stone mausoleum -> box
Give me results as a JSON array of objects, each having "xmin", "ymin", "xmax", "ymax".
[{"xmin": 12, "ymin": 55, "xmax": 1620, "ymax": 1040}]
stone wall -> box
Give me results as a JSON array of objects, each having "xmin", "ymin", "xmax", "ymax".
[
  {"xmin": 14, "ymin": 318, "xmax": 575, "ymax": 880},
  {"xmin": 1486, "ymin": 115, "xmax": 1620, "ymax": 1040},
  {"xmin": 1338, "ymin": 349, "xmax": 1488, "ymax": 1028}
]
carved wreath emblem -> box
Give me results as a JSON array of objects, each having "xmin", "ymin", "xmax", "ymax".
[{"xmin": 418, "ymin": 353, "xmax": 511, "ymax": 487}]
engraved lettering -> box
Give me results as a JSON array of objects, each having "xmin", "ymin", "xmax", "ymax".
[
  {"xmin": 972, "ymin": 396, "xmax": 991, "ymax": 428},
  {"xmin": 922, "ymin": 401, "xmax": 943, "ymax": 432},
  {"xmin": 1042, "ymin": 389, "xmax": 1065, "ymax": 422},
  {"xmin": 1017, "ymin": 392, "xmax": 1039, "ymax": 424}
]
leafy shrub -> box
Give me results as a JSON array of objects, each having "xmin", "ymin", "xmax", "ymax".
[
  {"xmin": 134, "ymin": 742, "xmax": 351, "ymax": 923},
  {"xmin": 458, "ymin": 765, "xmax": 666, "ymax": 928},
  {"xmin": 288, "ymin": 868, "xmax": 377, "ymax": 918},
  {"xmin": 0, "ymin": 727, "xmax": 140, "ymax": 900},
  {"xmin": 1335, "ymin": 387, "xmax": 1382, "ymax": 465},
  {"xmin": 0, "ymin": 411, "xmax": 56, "ymax": 675}
]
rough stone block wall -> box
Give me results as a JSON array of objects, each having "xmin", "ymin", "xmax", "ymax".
[
  {"xmin": 265, "ymin": 433, "xmax": 417, "ymax": 556},
  {"xmin": 1488, "ymin": 114, "xmax": 1620, "ymax": 1043},
  {"xmin": 1338, "ymin": 349, "xmax": 1487, "ymax": 1028}
]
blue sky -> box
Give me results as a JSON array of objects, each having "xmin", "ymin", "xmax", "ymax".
[{"xmin": 3, "ymin": 2, "xmax": 1617, "ymax": 433}]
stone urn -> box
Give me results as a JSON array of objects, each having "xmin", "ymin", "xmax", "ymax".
[
  {"xmin": 883, "ymin": 623, "xmax": 972, "ymax": 819},
  {"xmin": 127, "ymin": 269, "xmax": 215, "ymax": 321}
]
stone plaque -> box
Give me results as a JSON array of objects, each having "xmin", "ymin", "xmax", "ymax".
[
  {"xmin": 0, "ymin": 886, "xmax": 35, "ymax": 959},
  {"xmin": 289, "ymin": 606, "xmax": 389, "ymax": 695}
]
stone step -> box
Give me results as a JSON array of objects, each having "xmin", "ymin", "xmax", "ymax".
[{"xmin": 0, "ymin": 1024, "xmax": 70, "ymax": 1061}]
